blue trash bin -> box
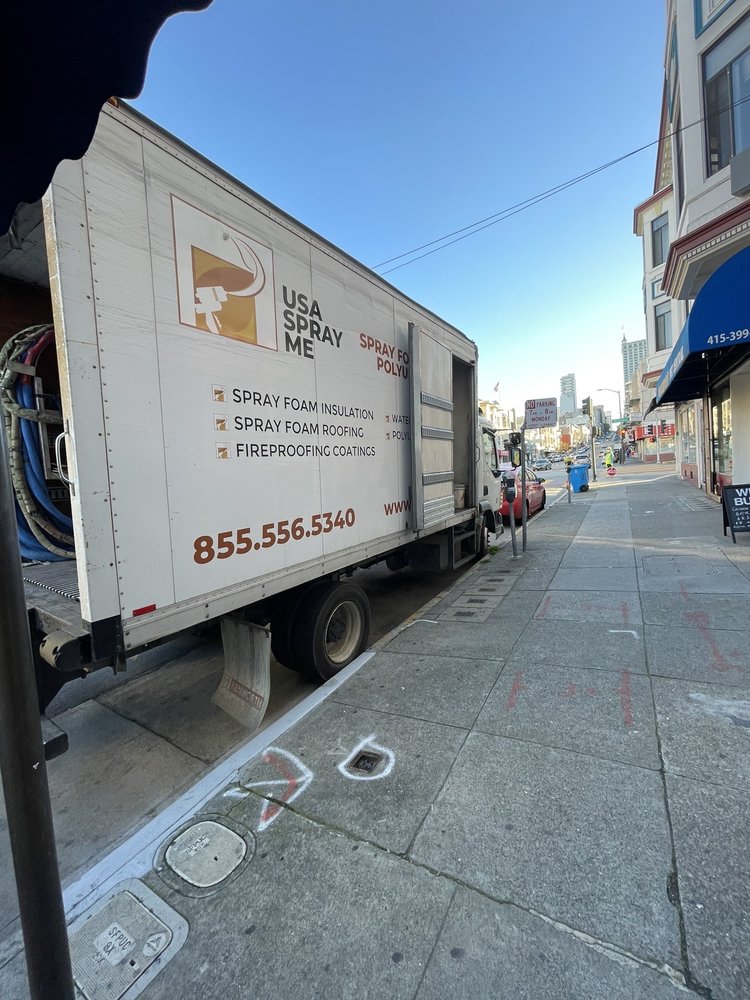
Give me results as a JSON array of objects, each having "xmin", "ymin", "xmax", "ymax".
[{"xmin": 569, "ymin": 463, "xmax": 590, "ymax": 493}]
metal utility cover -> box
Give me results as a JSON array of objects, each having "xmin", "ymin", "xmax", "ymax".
[
  {"xmin": 437, "ymin": 607, "xmax": 495, "ymax": 622},
  {"xmin": 69, "ymin": 883, "xmax": 186, "ymax": 1000},
  {"xmin": 348, "ymin": 750, "xmax": 385, "ymax": 774},
  {"xmin": 165, "ymin": 819, "xmax": 247, "ymax": 887},
  {"xmin": 641, "ymin": 555, "xmax": 716, "ymax": 577},
  {"xmin": 471, "ymin": 583, "xmax": 513, "ymax": 595},
  {"xmin": 452, "ymin": 593, "xmax": 504, "ymax": 609}
]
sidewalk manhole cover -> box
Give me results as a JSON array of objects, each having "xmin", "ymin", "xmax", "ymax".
[
  {"xmin": 165, "ymin": 820, "xmax": 247, "ymax": 888},
  {"xmin": 347, "ymin": 750, "xmax": 384, "ymax": 774},
  {"xmin": 69, "ymin": 880, "xmax": 187, "ymax": 1000}
]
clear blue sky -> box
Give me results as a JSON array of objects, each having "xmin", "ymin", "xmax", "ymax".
[{"xmin": 135, "ymin": 0, "xmax": 667, "ymax": 418}]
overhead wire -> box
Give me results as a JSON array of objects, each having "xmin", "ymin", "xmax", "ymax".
[{"xmin": 372, "ymin": 92, "xmax": 750, "ymax": 275}]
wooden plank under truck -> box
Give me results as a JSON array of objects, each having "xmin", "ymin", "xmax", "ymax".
[{"xmin": 0, "ymin": 101, "xmax": 502, "ymax": 738}]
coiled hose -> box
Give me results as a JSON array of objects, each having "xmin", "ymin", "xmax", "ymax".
[{"xmin": 0, "ymin": 324, "xmax": 75, "ymax": 560}]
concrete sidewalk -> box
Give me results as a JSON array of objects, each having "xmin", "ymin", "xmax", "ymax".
[{"xmin": 3, "ymin": 465, "xmax": 750, "ymax": 999}]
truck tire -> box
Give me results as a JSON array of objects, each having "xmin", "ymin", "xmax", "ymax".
[
  {"xmin": 270, "ymin": 611, "xmax": 294, "ymax": 668},
  {"xmin": 269, "ymin": 588, "xmax": 307, "ymax": 670},
  {"xmin": 291, "ymin": 580, "xmax": 370, "ymax": 682},
  {"xmin": 476, "ymin": 518, "xmax": 489, "ymax": 559}
]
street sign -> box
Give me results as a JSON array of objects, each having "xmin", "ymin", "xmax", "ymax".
[{"xmin": 524, "ymin": 398, "xmax": 557, "ymax": 428}]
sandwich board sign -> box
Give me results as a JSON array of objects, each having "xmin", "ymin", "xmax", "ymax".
[
  {"xmin": 722, "ymin": 483, "xmax": 750, "ymax": 543},
  {"xmin": 524, "ymin": 398, "xmax": 557, "ymax": 429}
]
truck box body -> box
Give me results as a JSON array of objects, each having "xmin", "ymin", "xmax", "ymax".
[{"xmin": 1, "ymin": 102, "xmax": 497, "ymax": 683}]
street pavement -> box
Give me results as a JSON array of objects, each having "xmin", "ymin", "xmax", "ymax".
[{"xmin": 2, "ymin": 461, "xmax": 749, "ymax": 999}]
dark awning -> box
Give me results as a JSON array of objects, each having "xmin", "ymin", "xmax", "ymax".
[{"xmin": 655, "ymin": 246, "xmax": 750, "ymax": 406}]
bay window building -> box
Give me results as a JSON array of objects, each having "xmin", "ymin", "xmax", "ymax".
[{"xmin": 638, "ymin": 0, "xmax": 750, "ymax": 493}]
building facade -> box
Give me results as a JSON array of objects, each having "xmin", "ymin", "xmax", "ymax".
[
  {"xmin": 559, "ymin": 373, "xmax": 577, "ymax": 419},
  {"xmin": 632, "ymin": 157, "xmax": 678, "ymax": 462},
  {"xmin": 621, "ymin": 336, "xmax": 648, "ymax": 409},
  {"xmin": 635, "ymin": 0, "xmax": 750, "ymax": 484}
]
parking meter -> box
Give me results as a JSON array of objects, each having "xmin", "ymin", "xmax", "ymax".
[{"xmin": 501, "ymin": 471, "xmax": 518, "ymax": 558}]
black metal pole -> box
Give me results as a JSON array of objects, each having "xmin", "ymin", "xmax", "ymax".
[
  {"xmin": 520, "ymin": 427, "xmax": 528, "ymax": 552},
  {"xmin": 590, "ymin": 419, "xmax": 597, "ymax": 482},
  {"xmin": 0, "ymin": 416, "xmax": 74, "ymax": 999},
  {"xmin": 508, "ymin": 490, "xmax": 518, "ymax": 558}
]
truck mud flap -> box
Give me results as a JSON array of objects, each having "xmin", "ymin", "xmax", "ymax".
[{"xmin": 212, "ymin": 617, "xmax": 271, "ymax": 731}]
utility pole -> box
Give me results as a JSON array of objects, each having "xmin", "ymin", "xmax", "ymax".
[{"xmin": 0, "ymin": 419, "xmax": 75, "ymax": 999}]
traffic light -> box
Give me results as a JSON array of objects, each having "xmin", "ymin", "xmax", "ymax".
[
  {"xmin": 645, "ymin": 423, "xmax": 654, "ymax": 436},
  {"xmin": 660, "ymin": 419, "xmax": 667, "ymax": 433},
  {"xmin": 582, "ymin": 397, "xmax": 592, "ymax": 418}
]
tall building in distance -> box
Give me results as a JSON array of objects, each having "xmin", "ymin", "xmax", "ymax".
[
  {"xmin": 621, "ymin": 335, "xmax": 648, "ymax": 403},
  {"xmin": 559, "ymin": 373, "xmax": 577, "ymax": 418}
]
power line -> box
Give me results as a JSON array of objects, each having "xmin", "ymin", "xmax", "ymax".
[{"xmin": 372, "ymin": 95, "xmax": 746, "ymax": 275}]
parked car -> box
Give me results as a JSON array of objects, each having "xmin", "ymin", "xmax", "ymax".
[
  {"xmin": 499, "ymin": 464, "xmax": 547, "ymax": 521},
  {"xmin": 533, "ymin": 457, "xmax": 552, "ymax": 471}
]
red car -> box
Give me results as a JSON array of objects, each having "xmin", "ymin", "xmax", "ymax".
[{"xmin": 499, "ymin": 464, "xmax": 547, "ymax": 521}]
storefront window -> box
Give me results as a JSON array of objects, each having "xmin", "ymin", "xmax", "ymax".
[
  {"xmin": 711, "ymin": 386, "xmax": 732, "ymax": 481},
  {"xmin": 680, "ymin": 407, "xmax": 697, "ymax": 464}
]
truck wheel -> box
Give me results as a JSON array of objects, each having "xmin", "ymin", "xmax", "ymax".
[
  {"xmin": 476, "ymin": 519, "xmax": 489, "ymax": 558},
  {"xmin": 270, "ymin": 589, "xmax": 308, "ymax": 670},
  {"xmin": 270, "ymin": 612, "xmax": 294, "ymax": 668},
  {"xmin": 292, "ymin": 581, "xmax": 370, "ymax": 682}
]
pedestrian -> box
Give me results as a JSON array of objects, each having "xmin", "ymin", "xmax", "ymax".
[{"xmin": 604, "ymin": 448, "xmax": 614, "ymax": 471}]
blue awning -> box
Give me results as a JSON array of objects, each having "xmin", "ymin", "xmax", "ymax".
[{"xmin": 654, "ymin": 245, "xmax": 750, "ymax": 405}]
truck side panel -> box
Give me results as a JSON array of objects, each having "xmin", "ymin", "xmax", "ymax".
[
  {"xmin": 46, "ymin": 104, "xmax": 479, "ymax": 651},
  {"xmin": 406, "ymin": 317, "xmax": 477, "ymax": 530},
  {"xmin": 308, "ymin": 246, "xmax": 412, "ymax": 538},
  {"xmin": 143, "ymin": 138, "xmax": 412, "ymax": 593},
  {"xmin": 44, "ymin": 158, "xmax": 122, "ymax": 628},
  {"xmin": 76, "ymin": 113, "xmax": 177, "ymax": 623}
]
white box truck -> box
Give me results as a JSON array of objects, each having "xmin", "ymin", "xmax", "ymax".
[{"xmin": 0, "ymin": 102, "xmax": 502, "ymax": 733}]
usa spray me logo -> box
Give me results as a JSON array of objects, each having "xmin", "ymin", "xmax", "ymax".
[{"xmin": 171, "ymin": 195, "xmax": 277, "ymax": 350}]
